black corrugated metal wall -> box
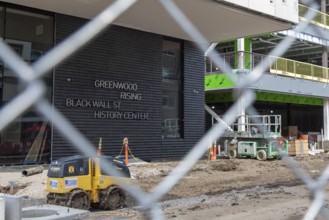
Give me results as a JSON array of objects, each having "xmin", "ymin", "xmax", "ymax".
[{"xmin": 52, "ymin": 14, "xmax": 205, "ymax": 161}]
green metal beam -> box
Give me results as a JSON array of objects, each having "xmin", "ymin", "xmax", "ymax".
[
  {"xmin": 206, "ymin": 91, "xmax": 323, "ymax": 106},
  {"xmin": 256, "ymin": 92, "xmax": 323, "ymax": 106},
  {"xmin": 205, "ymin": 74, "xmax": 235, "ymax": 90},
  {"xmin": 206, "ymin": 92, "xmax": 233, "ymax": 104}
]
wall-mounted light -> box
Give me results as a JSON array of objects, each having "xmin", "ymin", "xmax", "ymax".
[
  {"xmin": 212, "ymin": 106, "xmax": 215, "ymax": 109},
  {"xmin": 67, "ymin": 78, "xmax": 71, "ymax": 82}
]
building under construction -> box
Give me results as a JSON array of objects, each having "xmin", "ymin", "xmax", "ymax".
[{"xmin": 0, "ymin": 0, "xmax": 327, "ymax": 165}]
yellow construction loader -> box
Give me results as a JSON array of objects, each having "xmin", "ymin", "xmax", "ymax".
[{"xmin": 46, "ymin": 155, "xmax": 130, "ymax": 210}]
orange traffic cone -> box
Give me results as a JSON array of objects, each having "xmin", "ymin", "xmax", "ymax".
[
  {"xmin": 209, "ymin": 144, "xmax": 214, "ymax": 161},
  {"xmin": 97, "ymin": 137, "xmax": 102, "ymax": 156},
  {"xmin": 213, "ymin": 144, "xmax": 217, "ymax": 160}
]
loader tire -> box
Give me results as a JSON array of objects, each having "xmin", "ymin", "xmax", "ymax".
[
  {"xmin": 256, "ymin": 149, "xmax": 267, "ymax": 161},
  {"xmin": 67, "ymin": 189, "xmax": 90, "ymax": 210},
  {"xmin": 229, "ymin": 149, "xmax": 237, "ymax": 159},
  {"xmin": 100, "ymin": 185, "xmax": 126, "ymax": 210}
]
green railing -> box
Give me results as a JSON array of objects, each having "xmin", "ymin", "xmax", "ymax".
[
  {"xmin": 271, "ymin": 56, "xmax": 329, "ymax": 82},
  {"xmin": 205, "ymin": 52, "xmax": 329, "ymax": 84},
  {"xmin": 299, "ymin": 4, "xmax": 329, "ymax": 29}
]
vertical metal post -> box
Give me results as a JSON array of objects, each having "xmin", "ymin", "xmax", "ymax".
[
  {"xmin": 286, "ymin": 60, "xmax": 297, "ymax": 78},
  {"xmin": 125, "ymin": 144, "xmax": 128, "ymax": 165},
  {"xmin": 237, "ymin": 38, "xmax": 245, "ymax": 131},
  {"xmin": 275, "ymin": 56, "xmax": 278, "ymax": 75},
  {"xmin": 322, "ymin": 46, "xmax": 328, "ymax": 69},
  {"xmin": 123, "ymin": 137, "xmax": 129, "ymax": 165}
]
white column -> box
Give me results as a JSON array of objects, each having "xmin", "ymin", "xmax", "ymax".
[
  {"xmin": 237, "ymin": 38, "xmax": 245, "ymax": 131},
  {"xmin": 237, "ymin": 38, "xmax": 245, "ymax": 70},
  {"xmin": 322, "ymin": 1, "xmax": 328, "ymax": 141},
  {"xmin": 321, "ymin": 0, "xmax": 326, "ymax": 14},
  {"xmin": 324, "ymin": 99, "xmax": 329, "ymax": 140},
  {"xmin": 323, "ymin": 47, "xmax": 328, "ymax": 140}
]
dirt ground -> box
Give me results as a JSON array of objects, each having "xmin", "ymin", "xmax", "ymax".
[{"xmin": 1, "ymin": 154, "xmax": 329, "ymax": 219}]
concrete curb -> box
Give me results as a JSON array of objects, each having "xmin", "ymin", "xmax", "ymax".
[{"xmin": 0, "ymin": 194, "xmax": 89, "ymax": 220}]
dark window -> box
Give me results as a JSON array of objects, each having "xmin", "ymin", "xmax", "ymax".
[
  {"xmin": 63, "ymin": 159, "xmax": 89, "ymax": 177},
  {"xmin": 0, "ymin": 6, "xmax": 54, "ymax": 165},
  {"xmin": 0, "ymin": 7, "xmax": 3, "ymax": 37},
  {"xmin": 162, "ymin": 39, "xmax": 183, "ymax": 138}
]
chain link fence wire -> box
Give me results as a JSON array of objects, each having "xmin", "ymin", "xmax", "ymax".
[{"xmin": 0, "ymin": 0, "xmax": 327, "ymax": 219}]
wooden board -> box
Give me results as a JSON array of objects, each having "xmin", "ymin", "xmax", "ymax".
[{"xmin": 288, "ymin": 140, "xmax": 308, "ymax": 156}]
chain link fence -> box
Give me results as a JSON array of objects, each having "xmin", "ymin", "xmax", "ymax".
[{"xmin": 0, "ymin": 0, "xmax": 327, "ymax": 219}]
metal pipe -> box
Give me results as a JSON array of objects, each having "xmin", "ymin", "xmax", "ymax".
[
  {"xmin": 21, "ymin": 166, "xmax": 44, "ymax": 177},
  {"xmin": 204, "ymin": 43, "xmax": 218, "ymax": 57},
  {"xmin": 205, "ymin": 105, "xmax": 233, "ymax": 132}
]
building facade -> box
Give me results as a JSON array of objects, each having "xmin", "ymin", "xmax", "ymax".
[
  {"xmin": 0, "ymin": 3, "xmax": 205, "ymax": 164},
  {"xmin": 0, "ymin": 0, "xmax": 297, "ymax": 165}
]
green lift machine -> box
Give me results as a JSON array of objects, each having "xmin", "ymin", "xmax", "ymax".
[
  {"xmin": 223, "ymin": 115, "xmax": 288, "ymax": 160},
  {"xmin": 206, "ymin": 105, "xmax": 289, "ymax": 161}
]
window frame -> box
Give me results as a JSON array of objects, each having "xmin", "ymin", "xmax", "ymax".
[{"xmin": 162, "ymin": 37, "xmax": 184, "ymax": 139}]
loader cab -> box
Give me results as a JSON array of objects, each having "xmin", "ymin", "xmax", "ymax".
[{"xmin": 48, "ymin": 155, "xmax": 89, "ymax": 178}]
